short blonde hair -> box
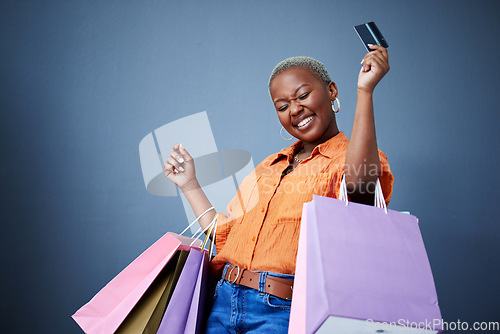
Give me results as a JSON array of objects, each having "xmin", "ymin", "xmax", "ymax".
[{"xmin": 269, "ymin": 56, "xmax": 331, "ymax": 88}]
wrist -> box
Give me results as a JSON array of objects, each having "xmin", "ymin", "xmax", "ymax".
[
  {"xmin": 357, "ymin": 86, "xmax": 374, "ymax": 96},
  {"xmin": 180, "ymin": 178, "xmax": 201, "ymax": 193}
]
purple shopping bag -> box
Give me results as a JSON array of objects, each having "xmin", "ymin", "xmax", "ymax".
[
  {"xmin": 290, "ymin": 195, "xmax": 443, "ymax": 334},
  {"xmin": 184, "ymin": 250, "xmax": 209, "ymax": 334},
  {"xmin": 157, "ymin": 248, "xmax": 205, "ymax": 334}
]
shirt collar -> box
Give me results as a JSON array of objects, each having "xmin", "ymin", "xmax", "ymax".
[{"xmin": 268, "ymin": 131, "xmax": 347, "ymax": 166}]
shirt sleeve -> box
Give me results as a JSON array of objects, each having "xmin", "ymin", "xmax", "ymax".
[
  {"xmin": 214, "ymin": 156, "xmax": 273, "ymax": 254},
  {"xmin": 333, "ymin": 148, "xmax": 394, "ymax": 205},
  {"xmin": 214, "ymin": 170, "xmax": 258, "ymax": 254},
  {"xmin": 214, "ymin": 207, "xmax": 236, "ymax": 255},
  {"xmin": 378, "ymin": 149, "xmax": 394, "ymax": 205}
]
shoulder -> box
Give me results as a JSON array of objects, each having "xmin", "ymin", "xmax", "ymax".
[
  {"xmin": 253, "ymin": 141, "xmax": 298, "ymax": 173},
  {"xmin": 316, "ymin": 132, "xmax": 349, "ymax": 162},
  {"xmin": 253, "ymin": 152, "xmax": 282, "ymax": 174},
  {"xmin": 260, "ymin": 152, "xmax": 281, "ymax": 165}
]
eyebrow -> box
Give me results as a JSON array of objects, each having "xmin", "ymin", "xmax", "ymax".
[{"xmin": 273, "ymin": 84, "xmax": 310, "ymax": 105}]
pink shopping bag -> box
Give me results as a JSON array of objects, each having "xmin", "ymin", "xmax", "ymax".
[
  {"xmin": 72, "ymin": 232, "xmax": 201, "ymax": 334},
  {"xmin": 289, "ymin": 195, "xmax": 443, "ymax": 334}
]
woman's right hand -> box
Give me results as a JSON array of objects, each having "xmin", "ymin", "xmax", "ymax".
[{"xmin": 163, "ymin": 144, "xmax": 198, "ymax": 191}]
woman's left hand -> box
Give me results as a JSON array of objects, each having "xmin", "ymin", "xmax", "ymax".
[{"xmin": 358, "ymin": 44, "xmax": 390, "ymax": 93}]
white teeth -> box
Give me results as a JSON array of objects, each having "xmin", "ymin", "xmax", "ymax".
[{"xmin": 297, "ymin": 116, "xmax": 313, "ymax": 127}]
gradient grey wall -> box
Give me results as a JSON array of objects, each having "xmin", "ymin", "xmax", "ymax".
[{"xmin": 1, "ymin": 1, "xmax": 498, "ymax": 332}]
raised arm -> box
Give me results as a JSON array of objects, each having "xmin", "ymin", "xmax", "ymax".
[
  {"xmin": 163, "ymin": 144, "xmax": 216, "ymax": 231},
  {"xmin": 344, "ymin": 44, "xmax": 390, "ymax": 204}
]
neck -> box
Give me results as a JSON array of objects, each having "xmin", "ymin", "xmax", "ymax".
[{"xmin": 301, "ymin": 121, "xmax": 340, "ymax": 154}]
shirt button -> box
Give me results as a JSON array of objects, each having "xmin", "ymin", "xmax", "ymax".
[
  {"xmin": 252, "ymin": 236, "xmax": 256, "ymax": 241},
  {"xmin": 273, "ymin": 183, "xmax": 276, "ymax": 187},
  {"xmin": 261, "ymin": 208, "xmax": 265, "ymax": 212}
]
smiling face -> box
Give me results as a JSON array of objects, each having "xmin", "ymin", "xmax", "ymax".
[{"xmin": 269, "ymin": 67, "xmax": 339, "ymax": 147}]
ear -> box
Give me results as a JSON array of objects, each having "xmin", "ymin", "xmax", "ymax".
[{"xmin": 327, "ymin": 82, "xmax": 338, "ymax": 100}]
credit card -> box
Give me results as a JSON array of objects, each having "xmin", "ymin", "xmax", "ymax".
[{"xmin": 354, "ymin": 22, "xmax": 389, "ymax": 52}]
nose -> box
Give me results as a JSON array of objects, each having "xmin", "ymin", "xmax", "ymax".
[{"xmin": 289, "ymin": 99, "xmax": 303, "ymax": 115}]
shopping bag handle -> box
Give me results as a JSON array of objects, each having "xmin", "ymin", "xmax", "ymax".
[
  {"xmin": 206, "ymin": 213, "xmax": 218, "ymax": 259},
  {"xmin": 177, "ymin": 206, "xmax": 219, "ymax": 257},
  {"xmin": 179, "ymin": 206, "xmax": 215, "ymax": 237},
  {"xmin": 191, "ymin": 212, "xmax": 218, "ymax": 259},
  {"xmin": 374, "ymin": 178, "xmax": 387, "ymax": 213},
  {"xmin": 339, "ymin": 174, "xmax": 387, "ymax": 213}
]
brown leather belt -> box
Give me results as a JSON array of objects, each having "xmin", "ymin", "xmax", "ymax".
[{"xmin": 223, "ymin": 265, "xmax": 294, "ymax": 301}]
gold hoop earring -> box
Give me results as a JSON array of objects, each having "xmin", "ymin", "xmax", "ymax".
[
  {"xmin": 280, "ymin": 127, "xmax": 293, "ymax": 141},
  {"xmin": 331, "ymin": 97, "xmax": 340, "ymax": 113}
]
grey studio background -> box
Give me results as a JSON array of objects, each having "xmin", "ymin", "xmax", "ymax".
[{"xmin": 1, "ymin": 0, "xmax": 499, "ymax": 333}]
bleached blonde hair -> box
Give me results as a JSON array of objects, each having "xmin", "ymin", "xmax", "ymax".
[{"xmin": 269, "ymin": 56, "xmax": 331, "ymax": 88}]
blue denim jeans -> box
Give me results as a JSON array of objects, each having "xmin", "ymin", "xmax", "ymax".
[{"xmin": 205, "ymin": 264, "xmax": 294, "ymax": 334}]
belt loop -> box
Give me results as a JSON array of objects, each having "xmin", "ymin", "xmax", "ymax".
[
  {"xmin": 220, "ymin": 263, "xmax": 230, "ymax": 285},
  {"xmin": 258, "ymin": 272, "xmax": 267, "ymax": 294}
]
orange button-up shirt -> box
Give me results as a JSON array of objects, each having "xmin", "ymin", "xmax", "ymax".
[{"xmin": 212, "ymin": 132, "xmax": 393, "ymax": 275}]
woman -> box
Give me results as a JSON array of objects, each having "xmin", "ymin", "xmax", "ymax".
[{"xmin": 163, "ymin": 44, "xmax": 393, "ymax": 333}]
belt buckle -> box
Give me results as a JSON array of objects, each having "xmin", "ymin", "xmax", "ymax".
[{"xmin": 227, "ymin": 265, "xmax": 241, "ymax": 284}]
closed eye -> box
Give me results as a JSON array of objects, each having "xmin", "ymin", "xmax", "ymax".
[
  {"xmin": 298, "ymin": 92, "xmax": 310, "ymax": 100},
  {"xmin": 278, "ymin": 104, "xmax": 288, "ymax": 112}
]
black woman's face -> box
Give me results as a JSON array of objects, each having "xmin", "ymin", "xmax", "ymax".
[{"xmin": 269, "ymin": 67, "xmax": 337, "ymax": 145}]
